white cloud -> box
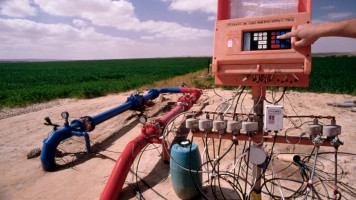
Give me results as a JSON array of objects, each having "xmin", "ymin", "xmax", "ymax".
[
  {"xmin": 312, "ymin": 37, "xmax": 356, "ymax": 53},
  {"xmin": 327, "ymin": 12, "xmax": 353, "ymax": 20},
  {"xmin": 33, "ymin": 0, "xmax": 212, "ymax": 40},
  {"xmin": 73, "ymin": 19, "xmax": 88, "ymax": 28},
  {"xmin": 320, "ymin": 5, "xmax": 335, "ymax": 10},
  {"xmin": 0, "ymin": 18, "xmax": 138, "ymax": 59},
  {"xmin": 141, "ymin": 36, "xmax": 155, "ymax": 40},
  {"xmin": 166, "ymin": 0, "xmax": 216, "ymax": 13},
  {"xmin": 34, "ymin": 0, "xmax": 139, "ymax": 31},
  {"xmin": 0, "ymin": 18, "xmax": 213, "ymax": 60},
  {"xmin": 207, "ymin": 16, "xmax": 216, "ymax": 21},
  {"xmin": 0, "ymin": 0, "xmax": 36, "ymax": 17},
  {"xmin": 311, "ymin": 19, "xmax": 325, "ymax": 24},
  {"xmin": 140, "ymin": 20, "xmax": 212, "ymax": 40}
]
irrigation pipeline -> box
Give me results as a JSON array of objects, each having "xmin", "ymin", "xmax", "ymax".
[
  {"xmin": 99, "ymin": 88, "xmax": 202, "ymax": 200},
  {"xmin": 39, "ymin": 86, "xmax": 356, "ymax": 200},
  {"xmin": 40, "ymin": 87, "xmax": 202, "ymax": 171}
]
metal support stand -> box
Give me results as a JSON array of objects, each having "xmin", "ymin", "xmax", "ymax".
[{"xmin": 251, "ymin": 86, "xmax": 265, "ymax": 200}]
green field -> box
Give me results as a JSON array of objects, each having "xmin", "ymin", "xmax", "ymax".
[
  {"xmin": 294, "ymin": 57, "xmax": 356, "ymax": 95},
  {"xmin": 0, "ymin": 57, "xmax": 210, "ymax": 109},
  {"xmin": 0, "ymin": 56, "xmax": 355, "ymax": 109}
]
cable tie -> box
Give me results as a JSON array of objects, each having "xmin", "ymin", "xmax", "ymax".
[
  {"xmin": 210, "ymin": 174, "xmax": 216, "ymax": 182},
  {"xmin": 319, "ymin": 115, "xmax": 323, "ymax": 119},
  {"xmin": 231, "ymin": 112, "xmax": 235, "ymax": 116},
  {"xmin": 327, "ymin": 116, "xmax": 332, "ymax": 119},
  {"xmin": 333, "ymin": 194, "xmax": 337, "ymax": 199},
  {"xmin": 304, "ymin": 182, "xmax": 308, "ymax": 186},
  {"xmin": 239, "ymin": 112, "xmax": 242, "ymax": 116},
  {"xmin": 308, "ymin": 180, "xmax": 313, "ymax": 185},
  {"xmin": 333, "ymin": 185, "xmax": 338, "ymax": 190},
  {"xmin": 253, "ymin": 113, "xmax": 257, "ymax": 117},
  {"xmin": 307, "ymin": 188, "xmax": 311, "ymax": 192},
  {"xmin": 248, "ymin": 137, "xmax": 252, "ymax": 141},
  {"xmin": 310, "ymin": 115, "xmax": 315, "ymax": 118},
  {"xmin": 214, "ymin": 156, "xmax": 220, "ymax": 164}
]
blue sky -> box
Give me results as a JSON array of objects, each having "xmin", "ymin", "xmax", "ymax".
[{"xmin": 0, "ymin": 0, "xmax": 355, "ymax": 60}]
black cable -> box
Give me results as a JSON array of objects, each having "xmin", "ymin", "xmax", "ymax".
[
  {"xmin": 244, "ymin": 140, "xmax": 251, "ymax": 199},
  {"xmin": 217, "ymin": 138, "xmax": 227, "ymax": 200},
  {"xmin": 233, "ymin": 86, "xmax": 246, "ymax": 114},
  {"xmin": 265, "ymin": 87, "xmax": 287, "ymax": 104}
]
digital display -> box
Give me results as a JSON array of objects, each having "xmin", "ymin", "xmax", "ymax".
[{"xmin": 243, "ymin": 29, "xmax": 291, "ymax": 51}]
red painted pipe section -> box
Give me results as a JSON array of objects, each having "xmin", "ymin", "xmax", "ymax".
[
  {"xmin": 100, "ymin": 134, "xmax": 148, "ymax": 200},
  {"xmin": 100, "ymin": 88, "xmax": 202, "ymax": 200}
]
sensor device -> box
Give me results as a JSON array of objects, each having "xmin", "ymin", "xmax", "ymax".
[
  {"xmin": 264, "ymin": 105, "xmax": 284, "ymax": 131},
  {"xmin": 213, "ymin": 0, "xmax": 312, "ymax": 87}
]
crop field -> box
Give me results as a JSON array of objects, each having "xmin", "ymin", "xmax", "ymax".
[
  {"xmin": 0, "ymin": 57, "xmax": 209, "ymax": 109},
  {"xmin": 0, "ymin": 56, "xmax": 355, "ymax": 109},
  {"xmin": 295, "ymin": 56, "xmax": 356, "ymax": 95}
]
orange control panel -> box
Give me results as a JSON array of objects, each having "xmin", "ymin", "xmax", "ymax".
[{"xmin": 213, "ymin": 0, "xmax": 312, "ymax": 87}]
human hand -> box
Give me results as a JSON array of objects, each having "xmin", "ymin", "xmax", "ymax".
[{"xmin": 277, "ymin": 23, "xmax": 321, "ymax": 47}]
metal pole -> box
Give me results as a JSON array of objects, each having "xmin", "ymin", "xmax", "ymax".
[{"xmin": 251, "ymin": 86, "xmax": 265, "ymax": 200}]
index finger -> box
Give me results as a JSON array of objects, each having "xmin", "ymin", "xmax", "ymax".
[{"xmin": 277, "ymin": 31, "xmax": 296, "ymax": 39}]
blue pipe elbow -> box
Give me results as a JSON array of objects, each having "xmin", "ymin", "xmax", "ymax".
[{"xmin": 40, "ymin": 127, "xmax": 72, "ymax": 171}]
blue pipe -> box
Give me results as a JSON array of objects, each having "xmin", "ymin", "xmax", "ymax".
[
  {"xmin": 92, "ymin": 88, "xmax": 180, "ymax": 125},
  {"xmin": 158, "ymin": 87, "xmax": 181, "ymax": 94},
  {"xmin": 40, "ymin": 126, "xmax": 74, "ymax": 171},
  {"xmin": 72, "ymin": 131, "xmax": 91, "ymax": 153},
  {"xmin": 92, "ymin": 101, "xmax": 134, "ymax": 125},
  {"xmin": 40, "ymin": 88, "xmax": 183, "ymax": 171}
]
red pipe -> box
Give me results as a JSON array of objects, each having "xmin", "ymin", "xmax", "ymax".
[
  {"xmin": 100, "ymin": 88, "xmax": 202, "ymax": 200},
  {"xmin": 100, "ymin": 134, "xmax": 148, "ymax": 200}
]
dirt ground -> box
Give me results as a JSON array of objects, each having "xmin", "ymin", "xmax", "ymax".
[{"xmin": 0, "ymin": 88, "xmax": 355, "ymax": 200}]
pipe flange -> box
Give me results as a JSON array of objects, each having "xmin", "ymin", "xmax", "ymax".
[
  {"xmin": 150, "ymin": 120, "xmax": 163, "ymax": 135},
  {"xmin": 80, "ymin": 116, "xmax": 95, "ymax": 132}
]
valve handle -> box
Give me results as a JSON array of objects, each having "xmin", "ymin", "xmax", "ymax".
[{"xmin": 44, "ymin": 117, "xmax": 52, "ymax": 125}]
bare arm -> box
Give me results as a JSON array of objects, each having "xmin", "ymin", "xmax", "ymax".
[{"xmin": 277, "ymin": 18, "xmax": 356, "ymax": 47}]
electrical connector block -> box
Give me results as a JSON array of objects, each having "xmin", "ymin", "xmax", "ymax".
[
  {"xmin": 213, "ymin": 120, "xmax": 226, "ymax": 133},
  {"xmin": 226, "ymin": 120, "xmax": 241, "ymax": 133},
  {"xmin": 323, "ymin": 125, "xmax": 341, "ymax": 137},
  {"xmin": 242, "ymin": 121, "xmax": 258, "ymax": 132},
  {"xmin": 186, "ymin": 118, "xmax": 199, "ymax": 130},
  {"xmin": 199, "ymin": 119, "xmax": 213, "ymax": 132},
  {"xmin": 305, "ymin": 124, "xmax": 322, "ymax": 136}
]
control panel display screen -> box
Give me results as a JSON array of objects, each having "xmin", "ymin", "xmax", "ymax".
[{"xmin": 243, "ymin": 29, "xmax": 291, "ymax": 51}]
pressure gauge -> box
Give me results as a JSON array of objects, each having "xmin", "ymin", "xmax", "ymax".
[
  {"xmin": 61, "ymin": 111, "xmax": 69, "ymax": 120},
  {"xmin": 139, "ymin": 114, "xmax": 147, "ymax": 125}
]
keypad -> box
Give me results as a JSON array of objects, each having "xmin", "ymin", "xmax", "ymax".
[{"xmin": 245, "ymin": 29, "xmax": 291, "ymax": 51}]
